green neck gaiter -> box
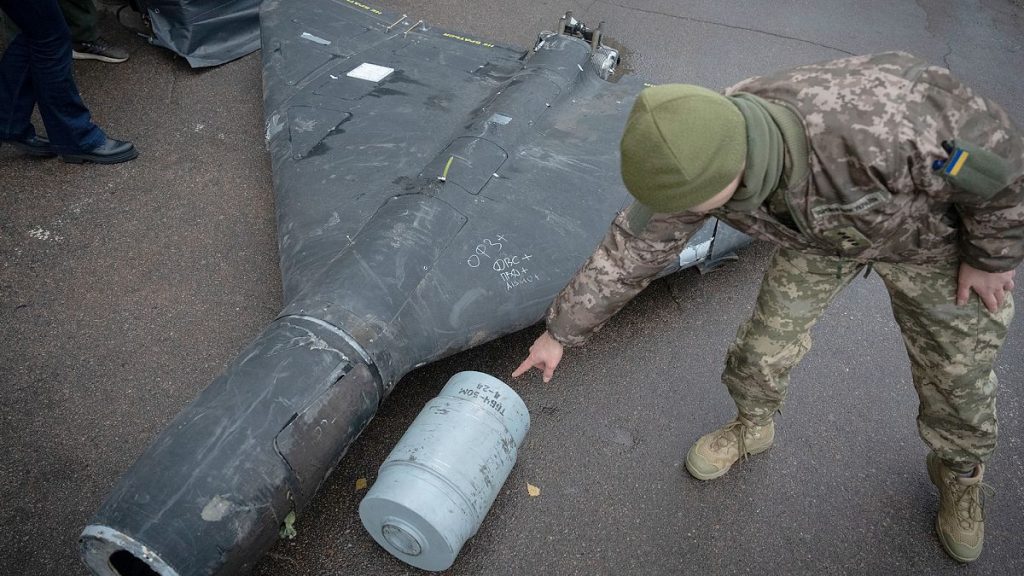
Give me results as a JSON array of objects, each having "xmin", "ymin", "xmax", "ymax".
[{"xmin": 725, "ymin": 92, "xmax": 807, "ymax": 213}]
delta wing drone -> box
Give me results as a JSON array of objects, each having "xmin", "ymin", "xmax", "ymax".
[{"xmin": 80, "ymin": 2, "xmax": 750, "ymax": 574}]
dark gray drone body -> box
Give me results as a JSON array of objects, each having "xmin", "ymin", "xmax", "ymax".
[{"xmin": 80, "ymin": 2, "xmax": 749, "ymax": 575}]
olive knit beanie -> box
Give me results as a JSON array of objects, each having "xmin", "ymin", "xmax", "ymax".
[{"xmin": 620, "ymin": 84, "xmax": 746, "ymax": 213}]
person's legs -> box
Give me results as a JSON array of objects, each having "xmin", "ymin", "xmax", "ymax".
[
  {"xmin": 10, "ymin": 1, "xmax": 129, "ymax": 63},
  {"xmin": 0, "ymin": 0, "xmax": 106, "ymax": 153},
  {"xmin": 723, "ymin": 248, "xmax": 862, "ymax": 422},
  {"xmin": 58, "ymin": 0, "xmax": 97, "ymax": 43},
  {"xmin": 62, "ymin": 0, "xmax": 130, "ymax": 64},
  {"xmin": 875, "ymin": 259, "xmax": 1012, "ymax": 562},
  {"xmin": 0, "ymin": 31, "xmax": 37, "ymax": 141},
  {"xmin": 877, "ymin": 259, "xmax": 1010, "ymax": 468},
  {"xmin": 686, "ymin": 248, "xmax": 862, "ymax": 480}
]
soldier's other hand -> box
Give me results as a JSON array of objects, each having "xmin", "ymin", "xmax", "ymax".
[
  {"xmin": 957, "ymin": 262, "xmax": 1016, "ymax": 312},
  {"xmin": 512, "ymin": 331, "xmax": 564, "ymax": 383}
]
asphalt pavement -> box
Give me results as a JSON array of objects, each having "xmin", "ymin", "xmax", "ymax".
[{"xmin": 2, "ymin": 1, "xmax": 1023, "ymax": 575}]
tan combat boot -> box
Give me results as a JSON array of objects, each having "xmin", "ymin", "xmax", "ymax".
[
  {"xmin": 927, "ymin": 453, "xmax": 991, "ymax": 563},
  {"xmin": 685, "ymin": 416, "xmax": 774, "ymax": 480}
]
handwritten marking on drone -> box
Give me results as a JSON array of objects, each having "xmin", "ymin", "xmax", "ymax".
[{"xmin": 465, "ymin": 236, "xmax": 539, "ymax": 291}]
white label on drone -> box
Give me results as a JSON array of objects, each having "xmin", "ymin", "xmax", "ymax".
[{"xmin": 347, "ymin": 63, "xmax": 394, "ymax": 82}]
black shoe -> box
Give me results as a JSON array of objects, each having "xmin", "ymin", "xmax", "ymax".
[
  {"xmin": 72, "ymin": 38, "xmax": 129, "ymax": 64},
  {"xmin": 62, "ymin": 138, "xmax": 139, "ymax": 165},
  {"xmin": 2, "ymin": 135, "xmax": 57, "ymax": 158}
]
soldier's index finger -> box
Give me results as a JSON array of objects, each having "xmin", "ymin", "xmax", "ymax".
[{"xmin": 511, "ymin": 359, "xmax": 533, "ymax": 378}]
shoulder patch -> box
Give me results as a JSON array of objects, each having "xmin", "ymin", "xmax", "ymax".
[{"xmin": 934, "ymin": 140, "xmax": 1013, "ymax": 200}]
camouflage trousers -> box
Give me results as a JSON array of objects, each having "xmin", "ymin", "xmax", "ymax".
[{"xmin": 723, "ymin": 248, "xmax": 1014, "ymax": 468}]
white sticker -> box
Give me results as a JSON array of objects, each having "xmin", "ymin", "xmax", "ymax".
[
  {"xmin": 346, "ymin": 63, "xmax": 395, "ymax": 82},
  {"xmin": 678, "ymin": 240, "xmax": 712, "ymax": 267},
  {"xmin": 300, "ymin": 32, "xmax": 331, "ymax": 46}
]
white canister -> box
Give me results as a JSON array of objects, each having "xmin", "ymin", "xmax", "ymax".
[{"xmin": 359, "ymin": 371, "xmax": 530, "ymax": 571}]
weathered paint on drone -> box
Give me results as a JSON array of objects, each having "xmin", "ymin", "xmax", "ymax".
[{"xmin": 80, "ymin": 2, "xmax": 749, "ymax": 574}]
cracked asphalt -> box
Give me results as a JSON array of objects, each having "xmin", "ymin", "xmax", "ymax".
[{"xmin": 2, "ymin": 1, "xmax": 1023, "ymax": 574}]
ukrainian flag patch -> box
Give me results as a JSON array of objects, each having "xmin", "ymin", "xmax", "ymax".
[{"xmin": 945, "ymin": 148, "xmax": 969, "ymax": 176}]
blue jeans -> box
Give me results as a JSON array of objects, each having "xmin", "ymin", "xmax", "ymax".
[{"xmin": 0, "ymin": 0, "xmax": 105, "ymax": 153}]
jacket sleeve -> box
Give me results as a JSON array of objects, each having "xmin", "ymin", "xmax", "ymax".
[
  {"xmin": 905, "ymin": 65, "xmax": 1024, "ymax": 273},
  {"xmin": 545, "ymin": 203, "xmax": 707, "ymax": 346}
]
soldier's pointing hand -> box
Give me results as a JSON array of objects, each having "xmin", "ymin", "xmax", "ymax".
[{"xmin": 512, "ymin": 331, "xmax": 564, "ymax": 383}]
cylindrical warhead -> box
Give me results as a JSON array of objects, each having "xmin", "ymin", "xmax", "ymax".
[{"xmin": 359, "ymin": 372, "xmax": 530, "ymax": 571}]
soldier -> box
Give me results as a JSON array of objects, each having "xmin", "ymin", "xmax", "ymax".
[{"xmin": 513, "ymin": 52, "xmax": 1022, "ymax": 563}]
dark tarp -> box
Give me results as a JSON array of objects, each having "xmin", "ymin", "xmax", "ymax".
[{"xmin": 138, "ymin": 0, "xmax": 260, "ymax": 67}]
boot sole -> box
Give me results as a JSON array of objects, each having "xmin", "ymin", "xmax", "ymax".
[
  {"xmin": 72, "ymin": 51, "xmax": 129, "ymax": 64},
  {"xmin": 62, "ymin": 148, "xmax": 139, "ymax": 165},
  {"xmin": 685, "ymin": 443, "xmax": 772, "ymax": 481}
]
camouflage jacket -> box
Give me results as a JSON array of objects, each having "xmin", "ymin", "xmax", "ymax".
[{"xmin": 547, "ymin": 52, "xmax": 1024, "ymax": 346}]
